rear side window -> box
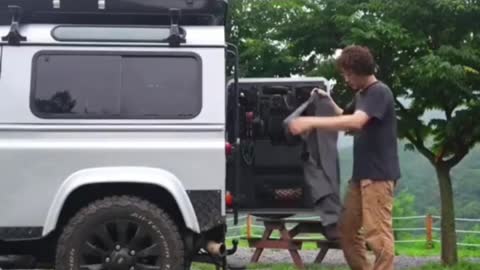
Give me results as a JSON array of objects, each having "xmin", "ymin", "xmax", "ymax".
[{"xmin": 31, "ymin": 52, "xmax": 202, "ymax": 119}]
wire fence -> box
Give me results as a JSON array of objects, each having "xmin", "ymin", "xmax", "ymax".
[{"xmin": 226, "ymin": 214, "xmax": 480, "ymax": 248}]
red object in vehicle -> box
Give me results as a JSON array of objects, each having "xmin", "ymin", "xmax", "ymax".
[
  {"xmin": 225, "ymin": 142, "xmax": 233, "ymax": 156},
  {"xmin": 246, "ymin": 111, "xmax": 254, "ymax": 123},
  {"xmin": 225, "ymin": 191, "xmax": 234, "ymax": 208}
]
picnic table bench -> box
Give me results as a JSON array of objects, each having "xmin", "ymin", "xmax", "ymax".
[{"xmin": 248, "ymin": 217, "xmax": 341, "ymax": 269}]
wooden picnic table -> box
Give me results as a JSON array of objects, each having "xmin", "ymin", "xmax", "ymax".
[{"xmin": 248, "ymin": 217, "xmax": 341, "ymax": 269}]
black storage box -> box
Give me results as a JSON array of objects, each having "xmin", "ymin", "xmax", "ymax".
[
  {"xmin": 29, "ymin": 0, "xmax": 97, "ymax": 11},
  {"xmin": 28, "ymin": 0, "xmax": 223, "ymax": 12},
  {"xmin": 0, "ymin": 0, "xmax": 227, "ymax": 25},
  {"xmin": 106, "ymin": 0, "xmax": 223, "ymax": 12}
]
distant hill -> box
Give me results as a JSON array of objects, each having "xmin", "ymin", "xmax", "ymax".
[{"xmin": 338, "ymin": 142, "xmax": 480, "ymax": 218}]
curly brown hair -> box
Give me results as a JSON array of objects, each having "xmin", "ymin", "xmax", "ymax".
[{"xmin": 336, "ymin": 45, "xmax": 376, "ymax": 76}]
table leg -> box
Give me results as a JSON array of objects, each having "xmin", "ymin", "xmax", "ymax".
[
  {"xmin": 280, "ymin": 224, "xmax": 305, "ymax": 269},
  {"xmin": 314, "ymin": 245, "xmax": 329, "ymax": 264},
  {"xmin": 250, "ymin": 226, "xmax": 273, "ymax": 263}
]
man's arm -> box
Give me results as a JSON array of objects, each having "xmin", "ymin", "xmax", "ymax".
[
  {"xmin": 331, "ymin": 102, "xmax": 344, "ymax": 115},
  {"xmin": 288, "ymin": 111, "xmax": 370, "ymax": 135}
]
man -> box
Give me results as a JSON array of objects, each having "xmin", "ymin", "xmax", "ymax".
[{"xmin": 289, "ymin": 45, "xmax": 400, "ymax": 270}]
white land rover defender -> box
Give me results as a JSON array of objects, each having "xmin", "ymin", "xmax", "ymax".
[{"xmin": 0, "ymin": 0, "xmax": 334, "ymax": 269}]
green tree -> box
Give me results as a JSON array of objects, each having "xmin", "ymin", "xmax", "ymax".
[
  {"xmin": 228, "ymin": 0, "xmax": 480, "ymax": 265},
  {"xmin": 327, "ymin": 1, "xmax": 480, "ymax": 264},
  {"xmin": 226, "ymin": 0, "xmax": 306, "ymax": 77}
]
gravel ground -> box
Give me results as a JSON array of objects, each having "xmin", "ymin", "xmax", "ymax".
[{"xmin": 228, "ymin": 248, "xmax": 440, "ymax": 269}]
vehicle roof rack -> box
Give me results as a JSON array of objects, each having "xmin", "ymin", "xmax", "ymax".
[
  {"xmin": 166, "ymin": 8, "xmax": 186, "ymax": 47},
  {"xmin": 1, "ymin": 5, "xmax": 26, "ymax": 45}
]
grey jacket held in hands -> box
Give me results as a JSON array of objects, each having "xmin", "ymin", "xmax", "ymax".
[{"xmin": 283, "ymin": 94, "xmax": 341, "ymax": 225}]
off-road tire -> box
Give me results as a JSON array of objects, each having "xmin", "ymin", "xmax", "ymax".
[{"xmin": 55, "ymin": 195, "xmax": 184, "ymax": 270}]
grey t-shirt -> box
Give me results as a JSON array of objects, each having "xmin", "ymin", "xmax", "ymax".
[{"xmin": 350, "ymin": 81, "xmax": 401, "ymax": 181}]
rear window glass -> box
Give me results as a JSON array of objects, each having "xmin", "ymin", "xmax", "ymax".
[
  {"xmin": 51, "ymin": 26, "xmax": 184, "ymax": 43},
  {"xmin": 31, "ymin": 52, "xmax": 202, "ymax": 119}
]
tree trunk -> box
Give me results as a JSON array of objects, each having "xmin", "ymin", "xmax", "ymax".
[{"xmin": 435, "ymin": 165, "xmax": 458, "ymax": 265}]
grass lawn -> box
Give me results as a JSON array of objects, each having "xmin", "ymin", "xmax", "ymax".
[
  {"xmin": 395, "ymin": 242, "xmax": 480, "ymax": 258},
  {"xmin": 412, "ymin": 262, "xmax": 480, "ymax": 270},
  {"xmin": 226, "ymin": 239, "xmax": 480, "ymax": 258},
  {"xmin": 186, "ymin": 239, "xmax": 480, "ymax": 270}
]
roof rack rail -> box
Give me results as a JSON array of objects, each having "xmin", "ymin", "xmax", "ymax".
[{"xmin": 1, "ymin": 5, "xmax": 26, "ymax": 45}]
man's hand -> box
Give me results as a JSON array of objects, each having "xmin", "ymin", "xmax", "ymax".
[
  {"xmin": 311, "ymin": 88, "xmax": 331, "ymax": 98},
  {"xmin": 311, "ymin": 88, "xmax": 344, "ymax": 115},
  {"xmin": 288, "ymin": 117, "xmax": 312, "ymax": 135}
]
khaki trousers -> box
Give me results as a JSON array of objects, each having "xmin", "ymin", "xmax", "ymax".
[{"xmin": 338, "ymin": 180, "xmax": 395, "ymax": 270}]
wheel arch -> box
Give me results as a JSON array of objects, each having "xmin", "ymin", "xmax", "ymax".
[{"xmin": 43, "ymin": 167, "xmax": 201, "ymax": 236}]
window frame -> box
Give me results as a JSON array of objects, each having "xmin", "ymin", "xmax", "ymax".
[{"xmin": 30, "ymin": 50, "xmax": 203, "ymax": 120}]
